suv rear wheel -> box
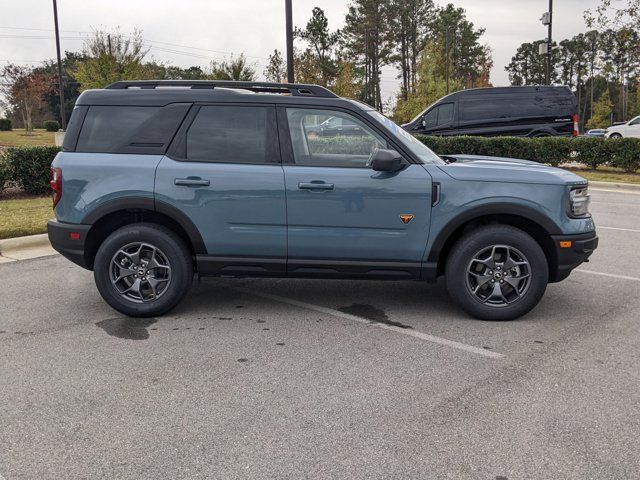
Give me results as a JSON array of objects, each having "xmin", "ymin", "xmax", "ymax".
[
  {"xmin": 445, "ymin": 225, "xmax": 548, "ymax": 321},
  {"xmin": 94, "ymin": 223, "xmax": 193, "ymax": 317}
]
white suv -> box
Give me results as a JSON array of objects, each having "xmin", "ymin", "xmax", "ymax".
[{"xmin": 605, "ymin": 116, "xmax": 640, "ymax": 138}]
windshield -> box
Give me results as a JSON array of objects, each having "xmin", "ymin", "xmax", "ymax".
[{"xmin": 367, "ymin": 110, "xmax": 444, "ymax": 165}]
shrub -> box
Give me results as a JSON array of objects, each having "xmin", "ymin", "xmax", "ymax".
[
  {"xmin": 418, "ymin": 135, "xmax": 640, "ymax": 173},
  {"xmin": 43, "ymin": 120, "xmax": 60, "ymax": 132},
  {"xmin": 1, "ymin": 146, "xmax": 62, "ymax": 195},
  {"xmin": 0, "ymin": 118, "xmax": 11, "ymax": 131},
  {"xmin": 0, "ymin": 156, "xmax": 10, "ymax": 194}
]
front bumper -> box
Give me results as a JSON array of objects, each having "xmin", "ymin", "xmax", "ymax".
[
  {"xmin": 47, "ymin": 219, "xmax": 92, "ymax": 269},
  {"xmin": 550, "ymin": 231, "xmax": 599, "ymax": 282}
]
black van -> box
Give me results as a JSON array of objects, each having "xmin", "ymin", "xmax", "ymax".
[{"xmin": 402, "ymin": 86, "xmax": 579, "ymax": 137}]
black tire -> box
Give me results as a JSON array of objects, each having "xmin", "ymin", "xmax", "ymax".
[
  {"xmin": 445, "ymin": 225, "xmax": 548, "ymax": 321},
  {"xmin": 609, "ymin": 133, "xmax": 622, "ymax": 139},
  {"xmin": 94, "ymin": 223, "xmax": 193, "ymax": 317}
]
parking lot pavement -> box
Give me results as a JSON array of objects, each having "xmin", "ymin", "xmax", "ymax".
[{"xmin": 1, "ymin": 189, "xmax": 639, "ymax": 479}]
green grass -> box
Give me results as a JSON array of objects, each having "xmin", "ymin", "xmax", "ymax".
[
  {"xmin": 0, "ymin": 196, "xmax": 52, "ymax": 239},
  {"xmin": 0, "ymin": 129, "xmax": 56, "ymax": 147},
  {"xmin": 564, "ymin": 167, "xmax": 640, "ymax": 185}
]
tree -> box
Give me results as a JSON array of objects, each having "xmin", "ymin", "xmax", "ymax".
[
  {"xmin": 506, "ymin": 40, "xmax": 559, "ymax": 86},
  {"xmin": 264, "ymin": 49, "xmax": 287, "ymax": 83},
  {"xmin": 294, "ymin": 7, "xmax": 340, "ymax": 86},
  {"xmin": 587, "ymin": 88, "xmax": 614, "ymax": 128},
  {"xmin": 0, "ymin": 65, "xmax": 50, "ymax": 134},
  {"xmin": 34, "ymin": 51, "xmax": 85, "ymax": 125},
  {"xmin": 389, "ymin": 0, "xmax": 436, "ymax": 100},
  {"xmin": 332, "ymin": 59, "xmax": 361, "ymax": 99},
  {"xmin": 209, "ymin": 54, "xmax": 256, "ymax": 81},
  {"xmin": 73, "ymin": 29, "xmax": 152, "ymax": 90},
  {"xmin": 586, "ymin": 0, "xmax": 640, "ymax": 31},
  {"xmin": 342, "ymin": 0, "xmax": 395, "ymax": 110}
]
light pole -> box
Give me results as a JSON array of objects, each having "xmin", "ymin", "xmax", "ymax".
[
  {"xmin": 52, "ymin": 0, "xmax": 66, "ymax": 130},
  {"xmin": 546, "ymin": 0, "xmax": 553, "ymax": 85},
  {"xmin": 285, "ymin": 0, "xmax": 294, "ymax": 83}
]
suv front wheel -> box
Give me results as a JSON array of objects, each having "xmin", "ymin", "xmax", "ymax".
[
  {"xmin": 94, "ymin": 223, "xmax": 193, "ymax": 317},
  {"xmin": 445, "ymin": 225, "xmax": 548, "ymax": 321}
]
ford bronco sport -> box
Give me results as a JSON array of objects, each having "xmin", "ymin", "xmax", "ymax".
[{"xmin": 48, "ymin": 80, "xmax": 598, "ymax": 321}]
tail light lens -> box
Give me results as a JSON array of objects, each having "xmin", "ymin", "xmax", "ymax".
[
  {"xmin": 572, "ymin": 114, "xmax": 580, "ymax": 137},
  {"xmin": 50, "ymin": 167, "xmax": 62, "ymax": 208}
]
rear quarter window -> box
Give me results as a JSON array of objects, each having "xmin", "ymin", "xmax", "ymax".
[{"xmin": 75, "ymin": 104, "xmax": 190, "ymax": 154}]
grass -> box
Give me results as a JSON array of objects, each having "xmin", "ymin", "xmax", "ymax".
[
  {"xmin": 0, "ymin": 195, "xmax": 52, "ymax": 239},
  {"xmin": 0, "ymin": 129, "xmax": 56, "ymax": 147},
  {"xmin": 565, "ymin": 167, "xmax": 640, "ymax": 185}
]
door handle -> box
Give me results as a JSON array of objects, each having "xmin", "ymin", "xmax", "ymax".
[
  {"xmin": 174, "ymin": 177, "xmax": 210, "ymax": 187},
  {"xmin": 298, "ymin": 182, "xmax": 334, "ymax": 191}
]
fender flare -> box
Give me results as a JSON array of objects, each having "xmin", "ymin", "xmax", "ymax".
[
  {"xmin": 426, "ymin": 202, "xmax": 561, "ymax": 264},
  {"xmin": 81, "ymin": 196, "xmax": 207, "ymax": 255}
]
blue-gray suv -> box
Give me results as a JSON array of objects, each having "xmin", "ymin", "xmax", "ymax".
[{"xmin": 47, "ymin": 80, "xmax": 598, "ymax": 320}]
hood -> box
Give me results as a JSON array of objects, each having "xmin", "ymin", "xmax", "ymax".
[{"xmin": 437, "ymin": 154, "xmax": 588, "ymax": 186}]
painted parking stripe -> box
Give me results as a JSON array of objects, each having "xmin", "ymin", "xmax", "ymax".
[
  {"xmin": 236, "ymin": 287, "xmax": 505, "ymax": 359},
  {"xmin": 591, "ymin": 188, "xmax": 640, "ymax": 196},
  {"xmin": 598, "ymin": 226, "xmax": 640, "ymax": 233},
  {"xmin": 575, "ymin": 269, "xmax": 640, "ymax": 282}
]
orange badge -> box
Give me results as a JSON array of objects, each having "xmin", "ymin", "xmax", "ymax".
[{"xmin": 400, "ymin": 214, "xmax": 414, "ymax": 224}]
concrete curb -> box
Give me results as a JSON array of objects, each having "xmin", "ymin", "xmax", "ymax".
[
  {"xmin": 0, "ymin": 233, "xmax": 51, "ymax": 255},
  {"xmin": 589, "ymin": 181, "xmax": 640, "ymax": 192}
]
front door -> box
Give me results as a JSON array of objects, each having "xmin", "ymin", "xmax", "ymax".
[
  {"xmin": 280, "ymin": 107, "xmax": 432, "ymax": 278},
  {"xmin": 155, "ymin": 104, "xmax": 287, "ymax": 274}
]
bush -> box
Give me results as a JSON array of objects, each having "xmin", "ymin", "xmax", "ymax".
[
  {"xmin": 43, "ymin": 120, "xmax": 60, "ymax": 132},
  {"xmin": 418, "ymin": 135, "xmax": 640, "ymax": 173},
  {"xmin": 0, "ymin": 118, "xmax": 11, "ymax": 131},
  {"xmin": 1, "ymin": 146, "xmax": 62, "ymax": 195},
  {"xmin": 0, "ymin": 156, "xmax": 10, "ymax": 194}
]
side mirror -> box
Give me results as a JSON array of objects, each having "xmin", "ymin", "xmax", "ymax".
[{"xmin": 370, "ymin": 149, "xmax": 405, "ymax": 172}]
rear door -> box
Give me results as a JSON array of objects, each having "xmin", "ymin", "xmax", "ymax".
[
  {"xmin": 155, "ymin": 104, "xmax": 287, "ymax": 274},
  {"xmin": 279, "ymin": 106, "xmax": 432, "ymax": 278}
]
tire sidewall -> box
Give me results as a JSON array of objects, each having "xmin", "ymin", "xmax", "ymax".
[
  {"xmin": 94, "ymin": 224, "xmax": 193, "ymax": 317},
  {"xmin": 445, "ymin": 226, "xmax": 548, "ymax": 321}
]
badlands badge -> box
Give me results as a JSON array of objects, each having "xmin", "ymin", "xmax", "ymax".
[{"xmin": 399, "ymin": 214, "xmax": 414, "ymax": 224}]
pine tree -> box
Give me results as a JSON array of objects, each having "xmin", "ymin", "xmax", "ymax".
[{"xmin": 587, "ymin": 89, "xmax": 613, "ymax": 128}]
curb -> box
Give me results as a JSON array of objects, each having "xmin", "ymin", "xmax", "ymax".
[
  {"xmin": 589, "ymin": 181, "xmax": 640, "ymax": 192},
  {"xmin": 0, "ymin": 233, "xmax": 51, "ymax": 255}
]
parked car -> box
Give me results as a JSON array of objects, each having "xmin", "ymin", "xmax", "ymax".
[
  {"xmin": 48, "ymin": 80, "xmax": 597, "ymax": 321},
  {"xmin": 402, "ymin": 86, "xmax": 579, "ymax": 138},
  {"xmin": 605, "ymin": 115, "xmax": 640, "ymax": 138},
  {"xmin": 305, "ymin": 115, "xmax": 365, "ymax": 137},
  {"xmin": 584, "ymin": 129, "xmax": 606, "ymax": 137}
]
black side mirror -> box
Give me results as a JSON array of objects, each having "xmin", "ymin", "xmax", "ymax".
[{"xmin": 370, "ymin": 149, "xmax": 405, "ymax": 172}]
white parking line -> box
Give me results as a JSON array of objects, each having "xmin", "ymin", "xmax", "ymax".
[
  {"xmin": 598, "ymin": 226, "xmax": 640, "ymax": 233},
  {"xmin": 591, "ymin": 188, "xmax": 640, "ymax": 196},
  {"xmin": 237, "ymin": 288, "xmax": 505, "ymax": 359},
  {"xmin": 575, "ymin": 269, "xmax": 640, "ymax": 282}
]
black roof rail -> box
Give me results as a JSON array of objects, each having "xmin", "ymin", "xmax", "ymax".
[{"xmin": 105, "ymin": 80, "xmax": 339, "ymax": 98}]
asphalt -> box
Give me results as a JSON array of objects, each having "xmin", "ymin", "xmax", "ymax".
[{"xmin": 1, "ymin": 188, "xmax": 639, "ymax": 479}]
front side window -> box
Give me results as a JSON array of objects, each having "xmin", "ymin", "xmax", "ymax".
[
  {"xmin": 186, "ymin": 105, "xmax": 276, "ymax": 164},
  {"xmin": 286, "ymin": 108, "xmax": 387, "ymax": 168},
  {"xmin": 629, "ymin": 116, "xmax": 640, "ymax": 126}
]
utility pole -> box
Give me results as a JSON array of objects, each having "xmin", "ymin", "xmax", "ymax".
[
  {"xmin": 546, "ymin": 0, "xmax": 553, "ymax": 85},
  {"xmin": 285, "ymin": 0, "xmax": 294, "ymax": 83},
  {"xmin": 52, "ymin": 0, "xmax": 66, "ymax": 130},
  {"xmin": 445, "ymin": 27, "xmax": 450, "ymax": 94}
]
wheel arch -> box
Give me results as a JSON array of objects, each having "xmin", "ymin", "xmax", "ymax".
[
  {"xmin": 82, "ymin": 197, "xmax": 206, "ymax": 269},
  {"xmin": 427, "ymin": 204, "xmax": 561, "ymax": 281}
]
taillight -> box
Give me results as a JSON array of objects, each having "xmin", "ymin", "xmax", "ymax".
[
  {"xmin": 50, "ymin": 167, "xmax": 62, "ymax": 208},
  {"xmin": 573, "ymin": 114, "xmax": 580, "ymax": 137}
]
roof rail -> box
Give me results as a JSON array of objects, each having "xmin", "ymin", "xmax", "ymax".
[{"xmin": 105, "ymin": 80, "xmax": 339, "ymax": 98}]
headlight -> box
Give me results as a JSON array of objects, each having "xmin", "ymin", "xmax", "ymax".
[{"xmin": 569, "ymin": 186, "xmax": 590, "ymax": 217}]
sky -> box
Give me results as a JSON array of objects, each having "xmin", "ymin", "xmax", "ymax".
[{"xmin": 0, "ymin": 0, "xmax": 603, "ymax": 103}]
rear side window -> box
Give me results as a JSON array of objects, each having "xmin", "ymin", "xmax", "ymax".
[
  {"xmin": 75, "ymin": 104, "xmax": 190, "ymax": 154},
  {"xmin": 185, "ymin": 105, "xmax": 277, "ymax": 164}
]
